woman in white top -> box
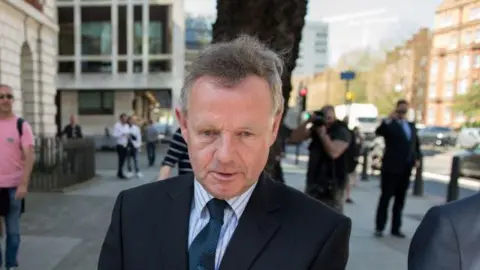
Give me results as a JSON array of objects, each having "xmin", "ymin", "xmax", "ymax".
[{"xmin": 126, "ymin": 116, "xmax": 143, "ymax": 178}]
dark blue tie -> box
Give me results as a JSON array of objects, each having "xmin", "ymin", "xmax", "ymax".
[{"xmin": 189, "ymin": 198, "xmax": 228, "ymax": 270}]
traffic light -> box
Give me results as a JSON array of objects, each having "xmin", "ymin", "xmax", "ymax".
[{"xmin": 299, "ymin": 88, "xmax": 308, "ymax": 111}]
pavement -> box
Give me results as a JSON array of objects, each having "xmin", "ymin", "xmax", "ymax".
[{"xmin": 9, "ymin": 149, "xmax": 477, "ymax": 270}]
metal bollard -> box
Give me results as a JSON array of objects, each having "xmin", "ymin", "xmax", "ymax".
[
  {"xmin": 412, "ymin": 157, "xmax": 424, "ymax": 196},
  {"xmin": 295, "ymin": 143, "xmax": 300, "ymax": 165},
  {"xmin": 361, "ymin": 148, "xmax": 369, "ymax": 181},
  {"xmin": 446, "ymin": 155, "xmax": 461, "ymax": 202}
]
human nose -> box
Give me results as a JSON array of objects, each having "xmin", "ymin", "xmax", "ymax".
[{"xmin": 214, "ymin": 133, "xmax": 236, "ymax": 164}]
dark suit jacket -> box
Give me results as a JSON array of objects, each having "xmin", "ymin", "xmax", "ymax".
[
  {"xmin": 98, "ymin": 174, "xmax": 352, "ymax": 270},
  {"xmin": 61, "ymin": 124, "xmax": 83, "ymax": 139},
  {"xmin": 408, "ymin": 193, "xmax": 480, "ymax": 270},
  {"xmin": 375, "ymin": 119, "xmax": 421, "ymax": 174}
]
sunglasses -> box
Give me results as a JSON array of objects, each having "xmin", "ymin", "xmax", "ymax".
[{"xmin": 0, "ymin": 94, "xmax": 13, "ymax": 100}]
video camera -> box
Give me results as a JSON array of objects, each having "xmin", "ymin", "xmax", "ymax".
[{"xmin": 307, "ymin": 110, "xmax": 327, "ymax": 127}]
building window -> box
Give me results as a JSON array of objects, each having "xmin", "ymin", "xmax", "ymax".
[
  {"xmin": 444, "ymin": 107, "xmax": 452, "ymax": 124},
  {"xmin": 58, "ymin": 7, "xmax": 74, "ymax": 56},
  {"xmin": 133, "ymin": 5, "xmax": 168, "ymax": 55},
  {"xmin": 449, "ymin": 34, "xmax": 457, "ymax": 49},
  {"xmin": 470, "ymin": 7, "xmax": 480, "ymax": 20},
  {"xmin": 134, "ymin": 61, "xmax": 142, "ymax": 73},
  {"xmin": 446, "ymin": 60, "xmax": 456, "ymax": 77},
  {"xmin": 430, "ymin": 60, "xmax": 438, "ymax": 76},
  {"xmin": 81, "ymin": 61, "xmax": 112, "ymax": 73},
  {"xmin": 58, "ymin": 61, "xmax": 74, "ymax": 73},
  {"xmin": 475, "ymin": 55, "xmax": 480, "ymax": 68},
  {"xmin": 445, "ymin": 82, "xmax": 454, "ymax": 98},
  {"xmin": 149, "ymin": 60, "xmax": 170, "ymax": 72},
  {"xmin": 427, "ymin": 107, "xmax": 436, "ymax": 124},
  {"xmin": 465, "ymin": 31, "xmax": 472, "ymax": 44},
  {"xmin": 133, "ymin": 6, "xmax": 143, "ymax": 55},
  {"xmin": 439, "ymin": 15, "xmax": 453, "ymax": 28},
  {"xmin": 458, "ymin": 79, "xmax": 468, "ymax": 95},
  {"xmin": 81, "ymin": 7, "xmax": 112, "ymax": 56},
  {"xmin": 78, "ymin": 91, "xmax": 114, "ymax": 115},
  {"xmin": 476, "ymin": 28, "xmax": 480, "ymax": 42},
  {"xmin": 429, "ymin": 83, "xmax": 437, "ymax": 99},
  {"xmin": 461, "ymin": 55, "xmax": 470, "ymax": 70},
  {"xmin": 149, "ymin": 5, "xmax": 168, "ymax": 54},
  {"xmin": 118, "ymin": 6, "xmax": 127, "ymax": 55}
]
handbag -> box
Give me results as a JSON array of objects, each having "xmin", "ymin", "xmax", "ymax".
[{"xmin": 0, "ymin": 188, "xmax": 10, "ymax": 217}]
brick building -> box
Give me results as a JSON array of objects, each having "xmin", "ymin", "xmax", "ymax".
[{"xmin": 429, "ymin": 0, "xmax": 480, "ymax": 126}]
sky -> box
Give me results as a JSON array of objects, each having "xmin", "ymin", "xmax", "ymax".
[{"xmin": 184, "ymin": 0, "xmax": 443, "ymax": 64}]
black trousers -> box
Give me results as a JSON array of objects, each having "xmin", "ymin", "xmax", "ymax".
[
  {"xmin": 116, "ymin": 144, "xmax": 128, "ymax": 177},
  {"xmin": 375, "ymin": 166, "xmax": 412, "ymax": 233}
]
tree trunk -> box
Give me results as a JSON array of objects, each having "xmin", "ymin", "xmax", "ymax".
[{"xmin": 213, "ymin": 0, "xmax": 308, "ymax": 181}]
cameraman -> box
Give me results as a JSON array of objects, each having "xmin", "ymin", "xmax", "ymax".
[{"xmin": 290, "ymin": 105, "xmax": 352, "ymax": 212}]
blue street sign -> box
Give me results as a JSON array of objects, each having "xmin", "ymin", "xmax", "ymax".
[{"xmin": 340, "ymin": 71, "xmax": 356, "ymax": 81}]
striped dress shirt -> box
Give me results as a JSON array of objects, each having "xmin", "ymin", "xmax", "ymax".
[{"xmin": 188, "ymin": 180, "xmax": 257, "ymax": 270}]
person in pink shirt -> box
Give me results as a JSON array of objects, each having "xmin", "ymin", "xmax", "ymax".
[{"xmin": 0, "ymin": 84, "xmax": 35, "ymax": 270}]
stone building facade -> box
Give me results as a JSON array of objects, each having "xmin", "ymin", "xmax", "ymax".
[{"xmin": 0, "ymin": 0, "xmax": 58, "ymax": 136}]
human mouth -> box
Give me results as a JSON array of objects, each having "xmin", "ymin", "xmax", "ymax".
[{"xmin": 212, "ymin": 172, "xmax": 238, "ymax": 181}]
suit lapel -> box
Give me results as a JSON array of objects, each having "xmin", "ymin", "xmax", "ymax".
[
  {"xmin": 219, "ymin": 175, "xmax": 282, "ymax": 270},
  {"xmin": 156, "ymin": 174, "xmax": 193, "ymax": 270}
]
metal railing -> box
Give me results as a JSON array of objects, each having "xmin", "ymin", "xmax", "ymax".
[{"xmin": 29, "ymin": 137, "xmax": 96, "ymax": 192}]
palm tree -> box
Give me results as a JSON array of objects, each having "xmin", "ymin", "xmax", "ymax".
[{"xmin": 213, "ymin": 0, "xmax": 308, "ymax": 180}]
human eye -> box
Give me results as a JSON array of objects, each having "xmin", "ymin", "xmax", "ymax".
[
  {"xmin": 238, "ymin": 131, "xmax": 254, "ymax": 137},
  {"xmin": 200, "ymin": 129, "xmax": 218, "ymax": 137}
]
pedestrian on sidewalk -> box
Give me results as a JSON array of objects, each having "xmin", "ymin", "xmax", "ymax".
[
  {"xmin": 157, "ymin": 127, "xmax": 192, "ymax": 180},
  {"xmin": 0, "ymin": 84, "xmax": 35, "ymax": 270},
  {"xmin": 290, "ymin": 106, "xmax": 352, "ymax": 213},
  {"xmin": 408, "ymin": 193, "xmax": 480, "ymax": 270},
  {"xmin": 145, "ymin": 119, "xmax": 159, "ymax": 166},
  {"xmin": 99, "ymin": 35, "xmax": 351, "ymax": 270},
  {"xmin": 125, "ymin": 116, "xmax": 143, "ymax": 178},
  {"xmin": 374, "ymin": 99, "xmax": 422, "ymax": 238},
  {"xmin": 112, "ymin": 113, "xmax": 130, "ymax": 179},
  {"xmin": 345, "ymin": 126, "xmax": 363, "ymax": 204}
]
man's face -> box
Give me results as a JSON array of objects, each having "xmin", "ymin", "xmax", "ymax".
[
  {"xmin": 324, "ymin": 108, "xmax": 335, "ymax": 125},
  {"xmin": 0, "ymin": 86, "xmax": 13, "ymax": 114},
  {"xmin": 70, "ymin": 115, "xmax": 77, "ymax": 124},
  {"xmin": 396, "ymin": 103, "xmax": 409, "ymax": 119},
  {"xmin": 177, "ymin": 75, "xmax": 281, "ymax": 199}
]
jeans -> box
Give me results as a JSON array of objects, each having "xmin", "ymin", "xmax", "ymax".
[
  {"xmin": 127, "ymin": 147, "xmax": 139, "ymax": 173},
  {"xmin": 116, "ymin": 145, "xmax": 127, "ymax": 177},
  {"xmin": 146, "ymin": 142, "xmax": 156, "ymax": 166},
  {"xmin": 0, "ymin": 188, "xmax": 21, "ymax": 268}
]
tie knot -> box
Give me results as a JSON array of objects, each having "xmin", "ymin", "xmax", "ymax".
[{"xmin": 207, "ymin": 198, "xmax": 227, "ymax": 223}]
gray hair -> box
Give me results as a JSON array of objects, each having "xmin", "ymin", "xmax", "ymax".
[{"xmin": 180, "ymin": 35, "xmax": 284, "ymax": 115}]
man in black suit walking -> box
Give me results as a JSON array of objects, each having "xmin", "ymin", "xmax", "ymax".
[
  {"xmin": 374, "ymin": 99, "xmax": 421, "ymax": 238},
  {"xmin": 408, "ymin": 193, "xmax": 480, "ymax": 270},
  {"xmin": 98, "ymin": 35, "xmax": 351, "ymax": 270}
]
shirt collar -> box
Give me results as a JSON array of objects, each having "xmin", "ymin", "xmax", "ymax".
[{"xmin": 193, "ymin": 178, "xmax": 257, "ymax": 218}]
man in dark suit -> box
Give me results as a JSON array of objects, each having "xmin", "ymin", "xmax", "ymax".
[
  {"xmin": 98, "ymin": 35, "xmax": 351, "ymax": 270},
  {"xmin": 408, "ymin": 193, "xmax": 480, "ymax": 270},
  {"xmin": 374, "ymin": 99, "xmax": 421, "ymax": 238}
]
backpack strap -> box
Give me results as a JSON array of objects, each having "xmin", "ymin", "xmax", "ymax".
[{"xmin": 17, "ymin": 117, "xmax": 24, "ymax": 137}]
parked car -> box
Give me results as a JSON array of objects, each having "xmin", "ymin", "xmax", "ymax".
[
  {"xmin": 418, "ymin": 126, "xmax": 456, "ymax": 147},
  {"xmin": 456, "ymin": 127, "xmax": 480, "ymax": 149},
  {"xmin": 153, "ymin": 122, "xmax": 173, "ymax": 143},
  {"xmin": 458, "ymin": 144, "xmax": 480, "ymax": 178}
]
